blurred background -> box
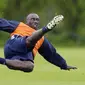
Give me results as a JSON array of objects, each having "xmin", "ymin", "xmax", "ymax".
[
  {"xmin": 0, "ymin": 1, "xmax": 85, "ymax": 85},
  {"xmin": 0, "ymin": 0, "xmax": 85, "ymax": 47}
]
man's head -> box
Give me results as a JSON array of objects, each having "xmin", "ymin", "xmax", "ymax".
[{"xmin": 26, "ymin": 13, "xmax": 40, "ymax": 30}]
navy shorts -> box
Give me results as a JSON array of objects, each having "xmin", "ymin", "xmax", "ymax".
[{"xmin": 4, "ymin": 35, "xmax": 34, "ymax": 62}]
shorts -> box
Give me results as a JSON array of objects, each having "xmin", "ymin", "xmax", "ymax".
[{"xmin": 4, "ymin": 35, "xmax": 34, "ymax": 62}]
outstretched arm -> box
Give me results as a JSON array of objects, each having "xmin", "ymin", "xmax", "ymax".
[
  {"xmin": 0, "ymin": 18, "xmax": 19, "ymax": 33},
  {"xmin": 38, "ymin": 38, "xmax": 77, "ymax": 70}
]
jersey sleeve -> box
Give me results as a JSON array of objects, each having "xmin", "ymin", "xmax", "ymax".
[
  {"xmin": 38, "ymin": 38, "xmax": 67, "ymax": 70},
  {"xmin": 0, "ymin": 18, "xmax": 19, "ymax": 33}
]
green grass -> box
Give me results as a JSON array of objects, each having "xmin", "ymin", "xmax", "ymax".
[{"xmin": 0, "ymin": 47, "xmax": 85, "ymax": 85}]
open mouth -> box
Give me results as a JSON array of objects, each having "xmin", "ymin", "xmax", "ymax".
[{"xmin": 34, "ymin": 23, "xmax": 38, "ymax": 27}]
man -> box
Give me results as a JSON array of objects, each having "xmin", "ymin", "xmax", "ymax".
[{"xmin": 0, "ymin": 13, "xmax": 77, "ymax": 72}]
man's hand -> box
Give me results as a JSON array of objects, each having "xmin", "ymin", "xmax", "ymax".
[
  {"xmin": 61, "ymin": 65, "xmax": 77, "ymax": 71},
  {"xmin": 66, "ymin": 65, "xmax": 77, "ymax": 70}
]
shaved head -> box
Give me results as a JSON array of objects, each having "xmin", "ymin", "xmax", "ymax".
[
  {"xmin": 26, "ymin": 13, "xmax": 39, "ymax": 21},
  {"xmin": 26, "ymin": 13, "xmax": 40, "ymax": 30}
]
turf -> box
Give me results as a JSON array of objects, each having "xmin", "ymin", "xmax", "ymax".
[{"xmin": 0, "ymin": 47, "xmax": 85, "ymax": 85}]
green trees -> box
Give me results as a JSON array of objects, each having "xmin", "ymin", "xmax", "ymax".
[{"xmin": 0, "ymin": 0, "xmax": 85, "ymax": 46}]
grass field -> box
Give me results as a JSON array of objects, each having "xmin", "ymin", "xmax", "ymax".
[{"xmin": 0, "ymin": 47, "xmax": 85, "ymax": 85}]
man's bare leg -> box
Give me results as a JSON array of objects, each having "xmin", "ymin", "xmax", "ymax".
[{"xmin": 6, "ymin": 59, "xmax": 34, "ymax": 72}]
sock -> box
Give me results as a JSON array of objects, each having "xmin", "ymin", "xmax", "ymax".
[
  {"xmin": 0, "ymin": 58, "xmax": 6, "ymax": 65},
  {"xmin": 42, "ymin": 27, "xmax": 49, "ymax": 33}
]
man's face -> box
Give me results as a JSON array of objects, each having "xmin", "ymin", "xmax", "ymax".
[{"xmin": 26, "ymin": 14, "xmax": 40, "ymax": 30}]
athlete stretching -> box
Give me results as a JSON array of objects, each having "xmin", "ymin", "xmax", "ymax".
[{"xmin": 0, "ymin": 13, "xmax": 77, "ymax": 72}]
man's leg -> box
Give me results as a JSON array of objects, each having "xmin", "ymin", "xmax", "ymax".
[
  {"xmin": 0, "ymin": 57, "xmax": 34, "ymax": 72},
  {"xmin": 26, "ymin": 15, "xmax": 64, "ymax": 47},
  {"xmin": 6, "ymin": 59, "xmax": 34, "ymax": 72}
]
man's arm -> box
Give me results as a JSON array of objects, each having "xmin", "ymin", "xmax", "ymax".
[
  {"xmin": 0, "ymin": 18, "xmax": 19, "ymax": 33},
  {"xmin": 38, "ymin": 38, "xmax": 77, "ymax": 70}
]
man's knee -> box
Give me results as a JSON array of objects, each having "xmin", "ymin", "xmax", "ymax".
[
  {"xmin": 26, "ymin": 37, "xmax": 36, "ymax": 49},
  {"xmin": 23, "ymin": 61, "xmax": 34, "ymax": 72}
]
